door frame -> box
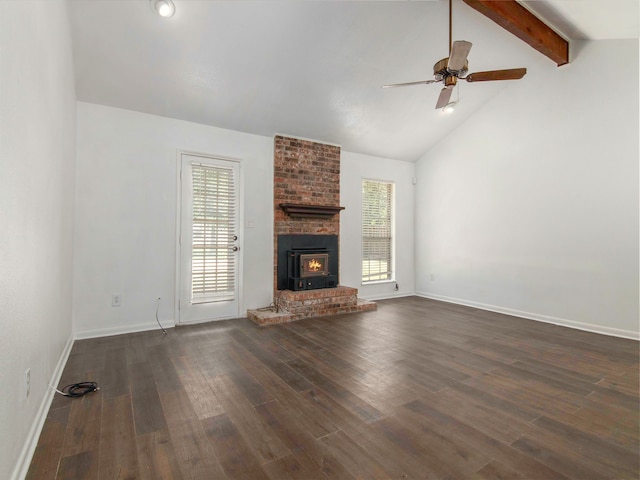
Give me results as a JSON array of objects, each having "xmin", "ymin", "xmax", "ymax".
[{"xmin": 174, "ymin": 149, "xmax": 244, "ymax": 325}]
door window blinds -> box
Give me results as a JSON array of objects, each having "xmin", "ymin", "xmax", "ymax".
[
  {"xmin": 191, "ymin": 163, "xmax": 236, "ymax": 303},
  {"xmin": 362, "ymin": 179, "xmax": 394, "ymax": 283}
]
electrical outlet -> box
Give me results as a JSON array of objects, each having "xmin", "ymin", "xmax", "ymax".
[
  {"xmin": 111, "ymin": 294, "xmax": 122, "ymax": 307},
  {"xmin": 25, "ymin": 368, "xmax": 30, "ymax": 398}
]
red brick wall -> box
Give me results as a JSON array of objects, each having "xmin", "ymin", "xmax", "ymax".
[{"xmin": 273, "ymin": 135, "xmax": 341, "ymax": 290}]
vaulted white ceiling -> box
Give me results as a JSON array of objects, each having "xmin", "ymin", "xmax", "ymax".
[
  {"xmin": 68, "ymin": 0, "xmax": 638, "ymax": 161},
  {"xmin": 522, "ymin": 0, "xmax": 639, "ymax": 40}
]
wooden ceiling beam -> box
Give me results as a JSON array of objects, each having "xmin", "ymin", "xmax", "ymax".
[{"xmin": 462, "ymin": 0, "xmax": 569, "ymax": 66}]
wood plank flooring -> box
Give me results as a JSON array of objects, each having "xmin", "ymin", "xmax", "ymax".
[{"xmin": 27, "ymin": 296, "xmax": 639, "ymax": 479}]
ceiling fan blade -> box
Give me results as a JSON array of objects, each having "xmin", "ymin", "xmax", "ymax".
[
  {"xmin": 447, "ymin": 40, "xmax": 472, "ymax": 72},
  {"xmin": 435, "ymin": 87, "xmax": 454, "ymax": 109},
  {"xmin": 382, "ymin": 79, "xmax": 439, "ymax": 88},
  {"xmin": 465, "ymin": 68, "xmax": 527, "ymax": 82}
]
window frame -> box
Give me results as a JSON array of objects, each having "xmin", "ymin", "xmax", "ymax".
[{"xmin": 361, "ymin": 178, "xmax": 396, "ymax": 285}]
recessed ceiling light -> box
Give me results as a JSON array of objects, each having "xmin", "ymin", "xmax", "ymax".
[{"xmin": 151, "ymin": 0, "xmax": 175, "ymax": 18}]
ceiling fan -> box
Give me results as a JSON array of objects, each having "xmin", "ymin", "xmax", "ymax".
[{"xmin": 383, "ymin": 0, "xmax": 527, "ymax": 110}]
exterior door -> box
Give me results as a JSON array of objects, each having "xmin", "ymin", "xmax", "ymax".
[{"xmin": 178, "ymin": 153, "xmax": 240, "ymax": 323}]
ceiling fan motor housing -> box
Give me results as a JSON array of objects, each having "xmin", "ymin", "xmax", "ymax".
[{"xmin": 433, "ymin": 57, "xmax": 469, "ymax": 80}]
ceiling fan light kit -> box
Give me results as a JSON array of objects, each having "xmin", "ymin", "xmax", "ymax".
[
  {"xmin": 383, "ymin": 0, "xmax": 527, "ymax": 110},
  {"xmin": 151, "ymin": 0, "xmax": 175, "ymax": 18},
  {"xmin": 442, "ymin": 102, "xmax": 457, "ymax": 114}
]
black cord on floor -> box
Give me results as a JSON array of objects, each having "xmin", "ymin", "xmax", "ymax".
[
  {"xmin": 51, "ymin": 381, "xmax": 99, "ymax": 397},
  {"xmin": 156, "ymin": 297, "xmax": 167, "ymax": 334}
]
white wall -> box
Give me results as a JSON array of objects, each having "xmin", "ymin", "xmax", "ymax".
[
  {"xmin": 74, "ymin": 106, "xmax": 417, "ymax": 335},
  {"xmin": 74, "ymin": 103, "xmax": 274, "ymax": 337},
  {"xmin": 0, "ymin": 1, "xmax": 77, "ymax": 478},
  {"xmin": 415, "ymin": 39, "xmax": 639, "ymax": 339},
  {"xmin": 341, "ymin": 151, "xmax": 415, "ymax": 299}
]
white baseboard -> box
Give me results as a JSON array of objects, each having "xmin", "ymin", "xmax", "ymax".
[
  {"xmin": 361, "ymin": 291, "xmax": 415, "ymax": 301},
  {"xmin": 74, "ymin": 321, "xmax": 174, "ymax": 340},
  {"xmin": 415, "ymin": 291, "xmax": 640, "ymax": 341},
  {"xmin": 11, "ymin": 335, "xmax": 75, "ymax": 480}
]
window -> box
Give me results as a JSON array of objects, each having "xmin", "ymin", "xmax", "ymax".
[
  {"xmin": 190, "ymin": 163, "xmax": 237, "ymax": 303},
  {"xmin": 362, "ymin": 179, "xmax": 394, "ymax": 283}
]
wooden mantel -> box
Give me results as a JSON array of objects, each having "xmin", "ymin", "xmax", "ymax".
[{"xmin": 279, "ymin": 203, "xmax": 345, "ymax": 219}]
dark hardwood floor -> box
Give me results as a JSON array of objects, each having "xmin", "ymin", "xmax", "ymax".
[{"xmin": 27, "ymin": 296, "xmax": 639, "ymax": 479}]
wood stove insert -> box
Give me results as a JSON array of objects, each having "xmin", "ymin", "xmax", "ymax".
[{"xmin": 277, "ymin": 234, "xmax": 338, "ymax": 291}]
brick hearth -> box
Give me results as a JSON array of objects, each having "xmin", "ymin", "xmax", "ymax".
[{"xmin": 248, "ymin": 287, "xmax": 376, "ymax": 326}]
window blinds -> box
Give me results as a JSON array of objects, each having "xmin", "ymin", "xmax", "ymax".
[
  {"xmin": 362, "ymin": 179, "xmax": 393, "ymax": 283},
  {"xmin": 191, "ymin": 163, "xmax": 236, "ymax": 303}
]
